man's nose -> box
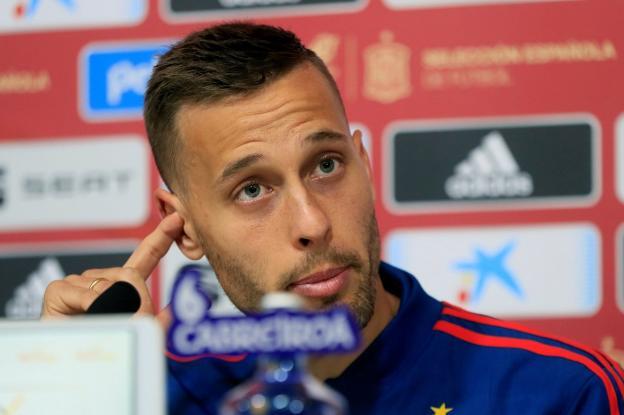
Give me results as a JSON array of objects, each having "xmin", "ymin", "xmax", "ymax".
[{"xmin": 286, "ymin": 184, "xmax": 331, "ymax": 250}]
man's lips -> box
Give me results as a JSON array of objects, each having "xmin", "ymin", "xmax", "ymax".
[{"xmin": 287, "ymin": 266, "xmax": 350, "ymax": 298}]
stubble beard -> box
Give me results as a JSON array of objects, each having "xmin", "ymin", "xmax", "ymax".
[{"xmin": 197, "ymin": 212, "xmax": 381, "ymax": 329}]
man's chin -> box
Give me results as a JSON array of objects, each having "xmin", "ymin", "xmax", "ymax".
[
  {"xmin": 291, "ymin": 278, "xmax": 375, "ymax": 329},
  {"xmin": 300, "ymin": 293, "xmax": 372, "ymax": 328}
]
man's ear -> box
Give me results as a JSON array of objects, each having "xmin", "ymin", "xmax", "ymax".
[
  {"xmin": 352, "ymin": 129, "xmax": 372, "ymax": 181},
  {"xmin": 154, "ymin": 187, "xmax": 204, "ymax": 260},
  {"xmin": 351, "ymin": 129, "xmax": 376, "ymax": 201}
]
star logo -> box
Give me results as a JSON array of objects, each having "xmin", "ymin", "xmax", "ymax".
[
  {"xmin": 455, "ymin": 241, "xmax": 523, "ymax": 303},
  {"xmin": 431, "ymin": 402, "xmax": 453, "ymax": 415}
]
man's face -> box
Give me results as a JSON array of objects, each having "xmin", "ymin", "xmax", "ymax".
[{"xmin": 175, "ymin": 63, "xmax": 379, "ymax": 327}]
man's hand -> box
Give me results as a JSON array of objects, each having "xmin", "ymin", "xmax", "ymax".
[{"xmin": 42, "ymin": 212, "xmax": 184, "ymax": 318}]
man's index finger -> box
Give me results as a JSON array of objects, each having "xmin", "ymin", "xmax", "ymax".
[{"xmin": 124, "ymin": 212, "xmax": 185, "ymax": 280}]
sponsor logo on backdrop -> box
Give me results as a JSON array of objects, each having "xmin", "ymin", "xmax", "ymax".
[
  {"xmin": 385, "ymin": 114, "xmax": 599, "ymax": 213},
  {"xmin": 307, "ymin": 32, "xmax": 360, "ymax": 101},
  {"xmin": 5, "ymin": 257, "xmax": 64, "ymax": 319},
  {"xmin": 384, "ymin": 223, "xmax": 601, "ymax": 318},
  {"xmin": 383, "ymin": 0, "xmax": 575, "ymax": 10},
  {"xmin": 420, "ymin": 39, "xmax": 613, "ymax": 91},
  {"xmin": 455, "ymin": 240, "xmax": 523, "ymax": 305},
  {"xmin": 160, "ymin": 245, "xmax": 241, "ymax": 316},
  {"xmin": 0, "ymin": 135, "xmax": 149, "ymax": 231},
  {"xmin": 309, "ymin": 33, "xmax": 341, "ymax": 79},
  {"xmin": 0, "ymin": 0, "xmax": 147, "ymax": 34},
  {"xmin": 445, "ymin": 131, "xmax": 533, "ymax": 199},
  {"xmin": 0, "ymin": 245, "xmax": 134, "ymax": 319},
  {"xmin": 22, "ymin": 171, "xmax": 133, "ymax": 199},
  {"xmin": 161, "ymin": 0, "xmax": 366, "ymax": 21},
  {"xmin": 80, "ymin": 42, "xmax": 171, "ymax": 121},
  {"xmin": 0, "ymin": 70, "xmax": 50, "ymax": 95},
  {"xmin": 363, "ymin": 31, "xmax": 411, "ymax": 104}
]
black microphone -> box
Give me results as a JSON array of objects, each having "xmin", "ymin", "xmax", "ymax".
[{"xmin": 85, "ymin": 281, "xmax": 141, "ymax": 314}]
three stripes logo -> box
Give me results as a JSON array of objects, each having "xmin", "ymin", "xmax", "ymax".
[
  {"xmin": 387, "ymin": 116, "xmax": 597, "ymax": 212},
  {"xmin": 445, "ymin": 131, "xmax": 533, "ymax": 199},
  {"xmin": 5, "ymin": 257, "xmax": 64, "ymax": 319}
]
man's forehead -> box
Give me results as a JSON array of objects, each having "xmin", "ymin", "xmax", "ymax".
[
  {"xmin": 177, "ymin": 72, "xmax": 345, "ymax": 144},
  {"xmin": 177, "ymin": 64, "xmax": 343, "ymax": 122},
  {"xmin": 173, "ymin": 64, "xmax": 349, "ymax": 186}
]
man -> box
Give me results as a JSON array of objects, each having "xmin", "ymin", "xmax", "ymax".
[{"xmin": 43, "ymin": 23, "xmax": 624, "ymax": 414}]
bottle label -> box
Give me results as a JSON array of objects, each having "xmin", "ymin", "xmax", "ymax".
[{"xmin": 167, "ymin": 265, "xmax": 362, "ymax": 358}]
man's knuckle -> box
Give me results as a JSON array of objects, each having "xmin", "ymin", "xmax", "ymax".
[
  {"xmin": 43, "ymin": 279, "xmax": 65, "ymax": 301},
  {"xmin": 46, "ymin": 279, "xmax": 64, "ymax": 291},
  {"xmin": 145, "ymin": 242, "xmax": 165, "ymax": 262}
]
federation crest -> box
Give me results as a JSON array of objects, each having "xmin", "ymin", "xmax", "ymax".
[{"xmin": 363, "ymin": 31, "xmax": 411, "ymax": 104}]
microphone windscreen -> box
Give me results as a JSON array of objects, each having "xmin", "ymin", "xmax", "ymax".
[{"xmin": 86, "ymin": 281, "xmax": 141, "ymax": 314}]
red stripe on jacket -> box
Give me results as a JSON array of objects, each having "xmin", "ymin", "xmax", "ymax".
[
  {"xmin": 441, "ymin": 303, "xmax": 624, "ymax": 399},
  {"xmin": 434, "ymin": 319, "xmax": 620, "ymax": 415}
]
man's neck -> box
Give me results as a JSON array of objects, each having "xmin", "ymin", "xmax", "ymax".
[{"xmin": 308, "ymin": 275, "xmax": 401, "ymax": 381}]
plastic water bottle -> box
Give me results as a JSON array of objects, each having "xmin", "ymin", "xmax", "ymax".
[{"xmin": 219, "ymin": 292, "xmax": 348, "ymax": 415}]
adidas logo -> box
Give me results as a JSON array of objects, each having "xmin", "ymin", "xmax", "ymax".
[
  {"xmin": 445, "ymin": 131, "xmax": 534, "ymax": 199},
  {"xmin": 5, "ymin": 257, "xmax": 64, "ymax": 319}
]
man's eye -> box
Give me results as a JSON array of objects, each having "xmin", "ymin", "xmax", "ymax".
[
  {"xmin": 236, "ymin": 183, "xmax": 266, "ymax": 202},
  {"xmin": 316, "ymin": 157, "xmax": 339, "ymax": 176}
]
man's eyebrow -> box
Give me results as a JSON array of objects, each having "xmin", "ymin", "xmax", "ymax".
[
  {"xmin": 219, "ymin": 153, "xmax": 263, "ymax": 183},
  {"xmin": 218, "ymin": 131, "xmax": 347, "ymax": 183},
  {"xmin": 304, "ymin": 130, "xmax": 349, "ymax": 144}
]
